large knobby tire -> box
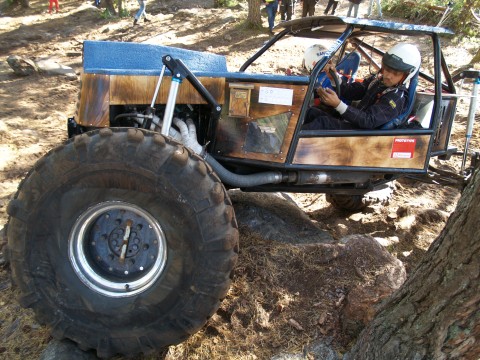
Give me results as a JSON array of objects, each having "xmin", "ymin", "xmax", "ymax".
[{"xmin": 6, "ymin": 128, "xmax": 239, "ymax": 358}]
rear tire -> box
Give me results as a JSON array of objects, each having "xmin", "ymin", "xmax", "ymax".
[{"xmin": 7, "ymin": 128, "xmax": 238, "ymax": 358}]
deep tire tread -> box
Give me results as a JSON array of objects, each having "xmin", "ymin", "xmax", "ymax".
[{"xmin": 6, "ymin": 128, "xmax": 239, "ymax": 357}]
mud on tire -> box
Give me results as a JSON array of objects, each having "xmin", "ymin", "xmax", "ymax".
[{"xmin": 6, "ymin": 128, "xmax": 239, "ymax": 358}]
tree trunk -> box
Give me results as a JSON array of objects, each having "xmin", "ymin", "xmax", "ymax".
[
  {"xmin": 104, "ymin": 0, "xmax": 117, "ymax": 15},
  {"xmin": 12, "ymin": 0, "xmax": 30, "ymax": 8},
  {"xmin": 345, "ymin": 170, "xmax": 480, "ymax": 359},
  {"xmin": 118, "ymin": 0, "xmax": 123, "ymax": 15},
  {"xmin": 247, "ymin": 0, "xmax": 263, "ymax": 29},
  {"xmin": 469, "ymin": 47, "xmax": 480, "ymax": 66}
]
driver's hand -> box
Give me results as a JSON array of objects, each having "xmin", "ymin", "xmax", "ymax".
[
  {"xmin": 317, "ymin": 87, "xmax": 340, "ymax": 108},
  {"xmin": 324, "ymin": 63, "xmax": 338, "ymax": 82}
]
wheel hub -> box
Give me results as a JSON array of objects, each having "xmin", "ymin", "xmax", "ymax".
[{"xmin": 69, "ymin": 201, "xmax": 167, "ymax": 298}]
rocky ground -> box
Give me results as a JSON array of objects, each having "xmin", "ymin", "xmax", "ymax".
[{"xmin": 0, "ymin": 0, "xmax": 479, "ymax": 359}]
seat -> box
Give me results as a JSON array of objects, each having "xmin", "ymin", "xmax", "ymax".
[
  {"xmin": 379, "ymin": 71, "xmax": 419, "ymax": 130},
  {"xmin": 336, "ymin": 51, "xmax": 362, "ymax": 81},
  {"xmin": 315, "ymin": 51, "xmax": 362, "ymax": 88}
]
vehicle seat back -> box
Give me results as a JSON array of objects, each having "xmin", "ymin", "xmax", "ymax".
[
  {"xmin": 316, "ymin": 51, "xmax": 361, "ymax": 88},
  {"xmin": 379, "ymin": 71, "xmax": 419, "ymax": 130},
  {"xmin": 337, "ymin": 51, "xmax": 361, "ymax": 81}
]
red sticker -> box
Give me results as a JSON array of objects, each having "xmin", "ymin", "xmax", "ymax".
[{"xmin": 391, "ymin": 138, "xmax": 416, "ymax": 159}]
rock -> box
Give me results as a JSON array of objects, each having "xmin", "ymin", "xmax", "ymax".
[
  {"xmin": 229, "ymin": 190, "xmax": 334, "ymax": 244},
  {"xmin": 271, "ymin": 338, "xmax": 340, "ymax": 360},
  {"xmin": 271, "ymin": 354, "xmax": 304, "ymax": 360},
  {"xmin": 373, "ymin": 236, "xmax": 399, "ymax": 247},
  {"xmin": 347, "ymin": 212, "xmax": 364, "ymax": 222},
  {"xmin": 396, "ymin": 214, "xmax": 416, "ymax": 230},
  {"xmin": 7, "ymin": 55, "xmax": 38, "ymax": 76},
  {"xmin": 305, "ymin": 339, "xmax": 340, "ymax": 360},
  {"xmin": 339, "ymin": 235, "xmax": 406, "ymax": 338},
  {"xmin": 34, "ymin": 58, "xmax": 76, "ymax": 78},
  {"xmin": 40, "ymin": 339, "xmax": 98, "ymax": 360}
]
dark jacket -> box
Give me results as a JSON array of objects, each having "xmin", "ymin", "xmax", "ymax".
[{"xmin": 339, "ymin": 74, "xmax": 408, "ymax": 129}]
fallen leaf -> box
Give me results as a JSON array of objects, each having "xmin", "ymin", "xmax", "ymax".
[{"xmin": 288, "ymin": 318, "xmax": 304, "ymax": 331}]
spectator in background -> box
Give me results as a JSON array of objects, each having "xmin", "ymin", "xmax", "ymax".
[
  {"xmin": 133, "ymin": 0, "xmax": 151, "ymax": 26},
  {"xmin": 264, "ymin": 0, "xmax": 279, "ymax": 35},
  {"xmin": 346, "ymin": 0, "xmax": 361, "ymax": 17},
  {"xmin": 367, "ymin": 0, "xmax": 382, "ymax": 18},
  {"xmin": 302, "ymin": 0, "xmax": 317, "ymax": 17},
  {"xmin": 280, "ymin": 0, "xmax": 296, "ymax": 21},
  {"xmin": 324, "ymin": 0, "xmax": 339, "ymax": 15},
  {"xmin": 49, "ymin": 0, "xmax": 59, "ymax": 13}
]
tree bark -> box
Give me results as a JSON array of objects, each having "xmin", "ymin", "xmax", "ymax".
[
  {"xmin": 12, "ymin": 0, "xmax": 30, "ymax": 8},
  {"xmin": 117, "ymin": 0, "xmax": 123, "ymax": 15},
  {"xmin": 104, "ymin": 0, "xmax": 117, "ymax": 15},
  {"xmin": 247, "ymin": 0, "xmax": 263, "ymax": 29},
  {"xmin": 346, "ymin": 170, "xmax": 480, "ymax": 359}
]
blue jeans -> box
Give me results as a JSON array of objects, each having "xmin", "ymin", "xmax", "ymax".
[
  {"xmin": 135, "ymin": 0, "xmax": 146, "ymax": 20},
  {"xmin": 265, "ymin": 1, "xmax": 278, "ymax": 32}
]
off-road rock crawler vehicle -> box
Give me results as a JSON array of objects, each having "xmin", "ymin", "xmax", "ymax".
[{"xmin": 6, "ymin": 16, "xmax": 480, "ymax": 358}]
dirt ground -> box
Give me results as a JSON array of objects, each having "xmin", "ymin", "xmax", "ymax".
[{"xmin": 0, "ymin": 0, "xmax": 479, "ymax": 359}]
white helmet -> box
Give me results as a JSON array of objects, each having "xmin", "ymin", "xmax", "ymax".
[
  {"xmin": 382, "ymin": 43, "xmax": 421, "ymax": 84},
  {"xmin": 303, "ymin": 44, "xmax": 328, "ymax": 73}
]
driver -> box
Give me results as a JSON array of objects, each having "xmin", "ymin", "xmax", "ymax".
[{"xmin": 303, "ymin": 43, "xmax": 421, "ymax": 130}]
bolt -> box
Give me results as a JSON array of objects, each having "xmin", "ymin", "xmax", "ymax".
[
  {"xmin": 91, "ymin": 241, "xmax": 96, "ymax": 246},
  {"xmin": 109, "ymin": 267, "xmax": 113, "ymax": 271},
  {"xmin": 105, "ymin": 214, "xmax": 110, "ymax": 219},
  {"xmin": 124, "ymin": 270, "xmax": 129, "ymax": 275},
  {"xmin": 140, "ymin": 266, "xmax": 144, "ymax": 271}
]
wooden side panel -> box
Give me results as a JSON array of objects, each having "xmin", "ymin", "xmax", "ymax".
[
  {"xmin": 110, "ymin": 75, "xmax": 225, "ymax": 105},
  {"xmin": 76, "ymin": 73, "xmax": 110, "ymax": 127},
  {"xmin": 293, "ymin": 135, "xmax": 431, "ymax": 169},
  {"xmin": 214, "ymin": 82, "xmax": 308, "ymax": 163}
]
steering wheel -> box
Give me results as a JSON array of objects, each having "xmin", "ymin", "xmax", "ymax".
[{"xmin": 328, "ymin": 68, "xmax": 341, "ymax": 99}]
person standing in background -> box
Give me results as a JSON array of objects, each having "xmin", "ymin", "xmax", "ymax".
[
  {"xmin": 264, "ymin": 0, "xmax": 279, "ymax": 35},
  {"xmin": 302, "ymin": 0, "xmax": 317, "ymax": 17},
  {"xmin": 324, "ymin": 0, "xmax": 339, "ymax": 15},
  {"xmin": 280, "ymin": 0, "xmax": 295, "ymax": 21},
  {"xmin": 346, "ymin": 0, "xmax": 361, "ymax": 17},
  {"xmin": 133, "ymin": 0, "xmax": 151, "ymax": 26},
  {"xmin": 367, "ymin": 0, "xmax": 382, "ymax": 18},
  {"xmin": 48, "ymin": 0, "xmax": 59, "ymax": 13}
]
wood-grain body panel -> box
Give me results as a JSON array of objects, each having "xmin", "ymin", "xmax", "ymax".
[
  {"xmin": 293, "ymin": 135, "xmax": 431, "ymax": 169},
  {"xmin": 110, "ymin": 75, "xmax": 225, "ymax": 105},
  {"xmin": 214, "ymin": 82, "xmax": 308, "ymax": 163},
  {"xmin": 77, "ymin": 73, "xmax": 110, "ymax": 127}
]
